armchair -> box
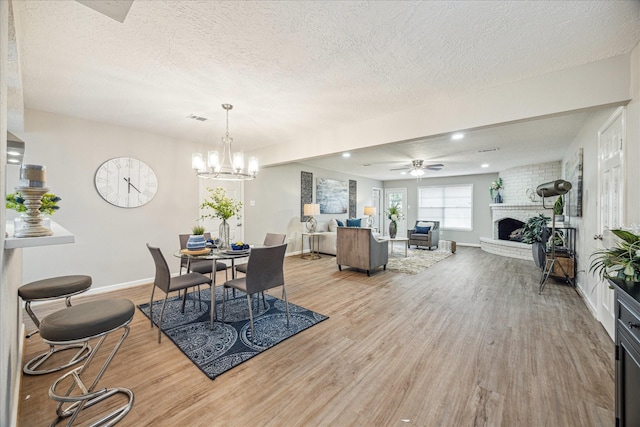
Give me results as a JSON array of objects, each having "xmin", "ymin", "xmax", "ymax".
[
  {"xmin": 408, "ymin": 220, "xmax": 440, "ymax": 250},
  {"xmin": 336, "ymin": 227, "xmax": 388, "ymax": 276}
]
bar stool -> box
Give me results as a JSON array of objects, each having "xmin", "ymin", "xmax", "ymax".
[
  {"xmin": 40, "ymin": 298, "xmax": 135, "ymax": 426},
  {"xmin": 18, "ymin": 275, "xmax": 93, "ymax": 375}
]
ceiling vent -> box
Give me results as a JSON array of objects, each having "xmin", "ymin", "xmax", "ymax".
[
  {"xmin": 477, "ymin": 147, "xmax": 500, "ymax": 153},
  {"xmin": 187, "ymin": 114, "xmax": 208, "ymax": 122},
  {"xmin": 7, "ymin": 132, "xmax": 25, "ymax": 165}
]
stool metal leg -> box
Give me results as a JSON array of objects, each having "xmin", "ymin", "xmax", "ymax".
[
  {"xmin": 23, "ymin": 297, "xmax": 92, "ymax": 375},
  {"xmin": 48, "ymin": 323, "xmax": 134, "ymax": 426}
]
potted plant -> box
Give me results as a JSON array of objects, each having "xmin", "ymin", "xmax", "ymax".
[
  {"xmin": 186, "ymin": 224, "xmax": 207, "ymax": 250},
  {"xmin": 522, "ymin": 214, "xmax": 551, "ymax": 268},
  {"xmin": 200, "ymin": 187, "xmax": 243, "ymax": 250},
  {"xmin": 385, "ymin": 203, "xmax": 403, "ymax": 238},
  {"xmin": 490, "ymin": 178, "xmax": 503, "ymax": 203},
  {"xmin": 554, "ymin": 195, "xmax": 565, "ymax": 222},
  {"xmin": 590, "ymin": 229, "xmax": 640, "ymax": 286}
]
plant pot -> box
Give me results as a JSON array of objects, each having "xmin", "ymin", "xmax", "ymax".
[
  {"xmin": 389, "ymin": 221, "xmax": 397, "ymax": 238},
  {"xmin": 218, "ymin": 220, "xmax": 230, "ymax": 250},
  {"xmin": 532, "ymin": 242, "xmax": 546, "ymax": 269},
  {"xmin": 186, "ymin": 234, "xmax": 206, "ymax": 250}
]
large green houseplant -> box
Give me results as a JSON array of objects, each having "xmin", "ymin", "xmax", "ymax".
[
  {"xmin": 200, "ymin": 187, "xmax": 242, "ymax": 249},
  {"xmin": 522, "ymin": 214, "xmax": 551, "ymax": 268},
  {"xmin": 590, "ymin": 229, "xmax": 640, "ymax": 284}
]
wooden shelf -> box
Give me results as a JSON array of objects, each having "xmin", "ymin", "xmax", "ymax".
[{"xmin": 4, "ymin": 220, "xmax": 75, "ymax": 249}]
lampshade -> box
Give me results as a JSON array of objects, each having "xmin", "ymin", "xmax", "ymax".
[
  {"xmin": 364, "ymin": 206, "xmax": 376, "ymax": 216},
  {"xmin": 304, "ymin": 203, "xmax": 320, "ymax": 216}
]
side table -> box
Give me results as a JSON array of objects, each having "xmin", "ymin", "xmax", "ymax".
[
  {"xmin": 301, "ymin": 232, "xmax": 323, "ymax": 260},
  {"xmin": 379, "ymin": 236, "xmax": 409, "ymax": 257}
]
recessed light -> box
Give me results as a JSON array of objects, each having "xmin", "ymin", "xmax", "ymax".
[
  {"xmin": 481, "ymin": 163, "xmax": 489, "ymax": 168},
  {"xmin": 342, "ymin": 152, "xmax": 351, "ymax": 158},
  {"xmin": 400, "ymin": 171, "xmax": 407, "ymax": 175},
  {"xmin": 362, "ymin": 163, "xmax": 371, "ymax": 167},
  {"xmin": 451, "ymin": 133, "xmax": 464, "ymax": 140}
]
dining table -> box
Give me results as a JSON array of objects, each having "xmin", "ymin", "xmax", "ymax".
[{"xmin": 174, "ymin": 246, "xmax": 253, "ymax": 323}]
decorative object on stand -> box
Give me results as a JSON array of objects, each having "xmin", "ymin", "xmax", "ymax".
[
  {"xmin": 490, "ymin": 177, "xmax": 503, "ymax": 203},
  {"xmin": 535, "ymin": 179, "xmax": 572, "ymax": 293},
  {"xmin": 200, "ymin": 187, "xmax": 243, "ymax": 250},
  {"xmin": 191, "ymin": 104, "xmax": 258, "ymax": 181},
  {"xmin": 386, "ymin": 203, "xmax": 403, "ymax": 238},
  {"xmin": 364, "ymin": 206, "xmax": 376, "ymax": 228},
  {"xmin": 303, "ymin": 203, "xmax": 320, "ymax": 232},
  {"xmin": 589, "ymin": 228, "xmax": 640, "ymax": 283},
  {"xmin": 186, "ymin": 225, "xmax": 207, "ymax": 250},
  {"xmin": 10, "ymin": 165, "xmax": 56, "ymax": 237}
]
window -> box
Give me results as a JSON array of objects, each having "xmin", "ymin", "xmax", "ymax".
[{"xmin": 417, "ymin": 184, "xmax": 473, "ymax": 230}]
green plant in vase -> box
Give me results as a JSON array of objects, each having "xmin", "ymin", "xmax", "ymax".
[
  {"xmin": 191, "ymin": 225, "xmax": 205, "ymax": 235},
  {"xmin": 590, "ymin": 229, "xmax": 640, "ymax": 284},
  {"xmin": 200, "ymin": 187, "xmax": 242, "ymax": 249},
  {"xmin": 553, "ymin": 195, "xmax": 564, "ymax": 221},
  {"xmin": 385, "ymin": 203, "xmax": 403, "ymax": 238}
]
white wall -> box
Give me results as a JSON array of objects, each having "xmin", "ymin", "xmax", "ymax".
[
  {"xmin": 243, "ymin": 162, "xmax": 383, "ymax": 254},
  {"xmin": 499, "ymin": 161, "xmax": 562, "ymax": 204},
  {"xmin": 7, "ymin": 109, "xmax": 204, "ymax": 288},
  {"xmin": 384, "ymin": 173, "xmax": 497, "ymax": 245}
]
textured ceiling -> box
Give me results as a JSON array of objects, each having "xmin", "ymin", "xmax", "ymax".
[{"xmin": 10, "ymin": 0, "xmax": 640, "ymax": 178}]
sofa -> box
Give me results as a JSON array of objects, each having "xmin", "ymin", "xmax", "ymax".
[
  {"xmin": 316, "ymin": 218, "xmax": 375, "ymax": 255},
  {"xmin": 407, "ymin": 220, "xmax": 440, "ymax": 250},
  {"xmin": 336, "ymin": 227, "xmax": 388, "ymax": 276}
]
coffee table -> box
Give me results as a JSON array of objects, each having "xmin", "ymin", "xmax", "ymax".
[{"xmin": 379, "ymin": 236, "xmax": 409, "ymax": 257}]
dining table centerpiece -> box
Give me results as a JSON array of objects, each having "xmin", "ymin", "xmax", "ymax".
[{"xmin": 200, "ymin": 187, "xmax": 242, "ymax": 250}]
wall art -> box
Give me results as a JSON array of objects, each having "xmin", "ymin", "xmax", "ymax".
[
  {"xmin": 563, "ymin": 147, "xmax": 583, "ymax": 217},
  {"xmin": 317, "ymin": 178, "xmax": 348, "ymax": 214},
  {"xmin": 301, "ymin": 171, "xmax": 313, "ymax": 221}
]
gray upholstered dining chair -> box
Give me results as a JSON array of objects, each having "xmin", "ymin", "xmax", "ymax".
[
  {"xmin": 235, "ymin": 232, "xmax": 287, "ymax": 276},
  {"xmin": 147, "ymin": 243, "xmax": 214, "ymax": 342},
  {"xmin": 222, "ymin": 243, "xmax": 289, "ymax": 339},
  {"xmin": 179, "ymin": 233, "xmax": 228, "ymax": 285}
]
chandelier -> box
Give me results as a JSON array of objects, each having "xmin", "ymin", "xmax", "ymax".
[{"xmin": 191, "ymin": 104, "xmax": 258, "ymax": 181}]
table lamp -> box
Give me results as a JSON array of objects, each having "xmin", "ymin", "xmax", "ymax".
[
  {"xmin": 304, "ymin": 203, "xmax": 320, "ymax": 232},
  {"xmin": 364, "ymin": 206, "xmax": 376, "ymax": 228}
]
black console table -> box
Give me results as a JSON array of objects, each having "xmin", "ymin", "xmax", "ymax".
[{"xmin": 610, "ymin": 279, "xmax": 640, "ymax": 427}]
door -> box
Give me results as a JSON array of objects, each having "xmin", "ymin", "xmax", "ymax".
[
  {"xmin": 372, "ymin": 187, "xmax": 383, "ymax": 232},
  {"xmin": 384, "ymin": 188, "xmax": 408, "ymax": 237},
  {"xmin": 597, "ymin": 106, "xmax": 626, "ymax": 340}
]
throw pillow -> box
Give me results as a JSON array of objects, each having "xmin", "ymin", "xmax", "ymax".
[
  {"xmin": 328, "ymin": 218, "xmax": 338, "ymax": 232},
  {"xmin": 417, "ymin": 221, "xmax": 435, "ymax": 228},
  {"xmin": 346, "ymin": 218, "xmax": 361, "ymax": 227},
  {"xmin": 336, "ymin": 219, "xmax": 345, "ymax": 227},
  {"xmin": 415, "ymin": 225, "xmax": 431, "ymax": 234}
]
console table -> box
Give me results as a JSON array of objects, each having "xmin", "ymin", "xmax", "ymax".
[{"xmin": 301, "ymin": 232, "xmax": 323, "ymax": 260}]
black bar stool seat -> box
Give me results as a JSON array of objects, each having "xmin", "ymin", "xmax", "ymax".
[
  {"xmin": 40, "ymin": 299, "xmax": 135, "ymax": 427},
  {"xmin": 19, "ymin": 275, "xmax": 92, "ymax": 375}
]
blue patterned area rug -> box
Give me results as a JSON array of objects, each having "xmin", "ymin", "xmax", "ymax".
[{"xmin": 137, "ymin": 287, "xmax": 328, "ymax": 379}]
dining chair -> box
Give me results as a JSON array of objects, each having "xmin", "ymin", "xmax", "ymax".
[
  {"xmin": 235, "ymin": 233, "xmax": 286, "ymax": 276},
  {"xmin": 147, "ymin": 244, "xmax": 214, "ymax": 342},
  {"xmin": 222, "ymin": 243, "xmax": 289, "ymax": 339},
  {"xmin": 179, "ymin": 233, "xmax": 228, "ymax": 285}
]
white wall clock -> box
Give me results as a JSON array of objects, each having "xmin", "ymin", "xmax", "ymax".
[{"xmin": 94, "ymin": 157, "xmax": 158, "ymax": 208}]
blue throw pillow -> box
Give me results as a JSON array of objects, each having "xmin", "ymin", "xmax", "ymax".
[
  {"xmin": 346, "ymin": 218, "xmax": 361, "ymax": 227},
  {"xmin": 415, "ymin": 225, "xmax": 431, "ymax": 234},
  {"xmin": 336, "ymin": 219, "xmax": 345, "ymax": 227}
]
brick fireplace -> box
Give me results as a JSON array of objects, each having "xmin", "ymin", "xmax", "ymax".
[{"xmin": 480, "ymin": 203, "xmax": 550, "ymax": 260}]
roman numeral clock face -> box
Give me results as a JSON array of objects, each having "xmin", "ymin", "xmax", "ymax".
[{"xmin": 94, "ymin": 157, "xmax": 158, "ymax": 208}]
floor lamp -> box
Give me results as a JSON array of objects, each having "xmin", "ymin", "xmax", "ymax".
[{"xmin": 536, "ymin": 179, "xmax": 572, "ymax": 294}]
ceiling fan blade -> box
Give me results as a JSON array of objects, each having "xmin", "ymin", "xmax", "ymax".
[
  {"xmin": 425, "ymin": 163, "xmax": 444, "ymax": 171},
  {"xmin": 390, "ymin": 166, "xmax": 410, "ymax": 171}
]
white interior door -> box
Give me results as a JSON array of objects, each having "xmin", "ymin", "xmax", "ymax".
[
  {"xmin": 372, "ymin": 187, "xmax": 382, "ymax": 232},
  {"xmin": 597, "ymin": 106, "xmax": 626, "ymax": 340},
  {"xmin": 384, "ymin": 188, "xmax": 408, "ymax": 237}
]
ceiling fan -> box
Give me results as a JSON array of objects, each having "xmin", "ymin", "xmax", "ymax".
[{"xmin": 390, "ymin": 160, "xmax": 444, "ymax": 176}]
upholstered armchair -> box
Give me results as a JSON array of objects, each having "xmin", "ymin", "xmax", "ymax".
[
  {"xmin": 336, "ymin": 227, "xmax": 388, "ymax": 276},
  {"xmin": 408, "ymin": 220, "xmax": 440, "ymax": 250}
]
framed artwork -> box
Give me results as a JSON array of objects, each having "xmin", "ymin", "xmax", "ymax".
[
  {"xmin": 317, "ymin": 178, "xmax": 348, "ymax": 214},
  {"xmin": 301, "ymin": 171, "xmax": 313, "ymax": 221},
  {"xmin": 564, "ymin": 148, "xmax": 583, "ymax": 217},
  {"xmin": 349, "ymin": 179, "xmax": 357, "ymax": 218}
]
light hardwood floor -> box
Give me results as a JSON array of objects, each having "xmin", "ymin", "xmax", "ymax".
[{"xmin": 18, "ymin": 247, "xmax": 614, "ymax": 426}]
